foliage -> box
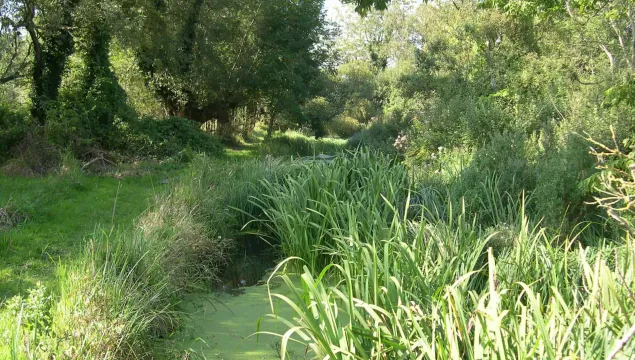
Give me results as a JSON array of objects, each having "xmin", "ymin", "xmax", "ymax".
[
  {"xmin": 331, "ymin": 61, "xmax": 381, "ymax": 124},
  {"xmin": 328, "ymin": 0, "xmax": 634, "ymax": 232},
  {"xmin": 250, "ymin": 149, "xmax": 408, "ymax": 271},
  {"xmin": 257, "ymin": 150, "xmax": 635, "ymax": 359},
  {"xmin": 0, "ymin": 0, "xmax": 334, "ymax": 160},
  {"xmin": 0, "ymin": 154, "xmax": 284, "ymax": 358},
  {"xmin": 347, "ymin": 119, "xmax": 401, "ymax": 154},
  {"xmin": 123, "ymin": 117, "xmax": 224, "ymax": 158},
  {"xmin": 589, "ymin": 130, "xmax": 635, "ymax": 234},
  {"xmin": 302, "ymin": 97, "xmax": 335, "ymax": 138},
  {"xmin": 260, "ymin": 131, "xmax": 347, "ymax": 157},
  {"xmin": 0, "ymin": 103, "xmax": 27, "ymax": 160},
  {"xmin": 326, "ymin": 116, "xmax": 363, "ymax": 139},
  {"xmin": 1, "ymin": 229, "xmax": 182, "ymax": 359}
]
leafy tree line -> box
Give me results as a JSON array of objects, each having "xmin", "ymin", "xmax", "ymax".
[
  {"xmin": 0, "ymin": 0, "xmax": 363, "ymax": 162},
  {"xmin": 320, "ymin": 0, "xmax": 634, "ymax": 227}
]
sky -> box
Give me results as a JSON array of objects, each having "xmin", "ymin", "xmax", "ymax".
[
  {"xmin": 323, "ymin": 0, "xmax": 357, "ymax": 25},
  {"xmin": 324, "ymin": 0, "xmax": 342, "ymax": 19}
]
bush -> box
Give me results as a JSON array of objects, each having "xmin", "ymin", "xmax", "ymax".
[
  {"xmin": 123, "ymin": 117, "xmax": 224, "ymax": 158},
  {"xmin": 0, "ymin": 132, "xmax": 62, "ymax": 176},
  {"xmin": 0, "ymin": 104, "xmax": 28, "ymax": 161},
  {"xmin": 302, "ymin": 97, "xmax": 335, "ymax": 138},
  {"xmin": 406, "ymin": 90, "xmax": 513, "ymax": 154},
  {"xmin": 44, "ymin": 73, "xmax": 139, "ymax": 154},
  {"xmin": 347, "ymin": 119, "xmax": 402, "ymax": 155},
  {"xmin": 326, "ymin": 116, "xmax": 362, "ymax": 138},
  {"xmin": 426, "ymin": 129, "xmax": 605, "ymax": 230}
]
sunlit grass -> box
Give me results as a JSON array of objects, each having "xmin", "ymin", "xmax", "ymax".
[
  {"xmin": 260, "ymin": 130, "xmax": 347, "ymax": 158},
  {"xmin": 0, "ymin": 163, "xmax": 185, "ymax": 300}
]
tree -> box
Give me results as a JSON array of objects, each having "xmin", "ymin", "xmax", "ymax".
[
  {"xmin": 126, "ymin": 0, "xmax": 330, "ymax": 138},
  {"xmin": 344, "ymin": 0, "xmax": 391, "ymax": 13},
  {"xmin": 333, "ymin": 61, "xmax": 379, "ymax": 123},
  {"xmin": 130, "ymin": 0, "xmax": 266, "ymax": 135},
  {"xmin": 254, "ymin": 0, "xmax": 328, "ymax": 138},
  {"xmin": 0, "ymin": 0, "xmax": 80, "ymax": 124},
  {"xmin": 0, "ymin": 1, "xmax": 30, "ymax": 85}
]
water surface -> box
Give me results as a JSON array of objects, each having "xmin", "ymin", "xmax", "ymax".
[{"xmin": 177, "ymin": 281, "xmax": 305, "ymax": 359}]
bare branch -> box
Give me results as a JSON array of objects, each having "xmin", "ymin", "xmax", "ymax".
[{"xmin": 0, "ymin": 73, "xmax": 24, "ymax": 84}]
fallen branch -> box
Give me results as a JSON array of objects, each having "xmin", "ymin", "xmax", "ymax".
[{"xmin": 81, "ymin": 156, "xmax": 115, "ymax": 171}]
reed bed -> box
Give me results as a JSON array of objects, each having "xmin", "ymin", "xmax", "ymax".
[{"xmin": 254, "ymin": 149, "xmax": 635, "ymax": 359}]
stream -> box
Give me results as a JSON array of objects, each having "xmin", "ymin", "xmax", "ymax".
[{"xmin": 175, "ymin": 279, "xmax": 305, "ymax": 359}]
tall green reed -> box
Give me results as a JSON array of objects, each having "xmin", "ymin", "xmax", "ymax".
[
  {"xmin": 253, "ymin": 150, "xmax": 635, "ymax": 359},
  {"xmin": 264, "ymin": 203, "xmax": 635, "ymax": 359},
  {"xmin": 249, "ymin": 149, "xmax": 409, "ymax": 271}
]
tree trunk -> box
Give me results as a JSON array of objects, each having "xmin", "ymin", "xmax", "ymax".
[
  {"xmin": 23, "ymin": 4, "xmax": 44, "ymax": 125},
  {"xmin": 180, "ymin": 0, "xmax": 204, "ymax": 74},
  {"xmin": 216, "ymin": 107, "xmax": 234, "ymax": 139},
  {"xmin": 25, "ymin": 0, "xmax": 78, "ymax": 125},
  {"xmin": 266, "ymin": 112, "xmax": 276, "ymax": 139}
]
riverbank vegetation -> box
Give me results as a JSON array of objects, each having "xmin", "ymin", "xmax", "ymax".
[
  {"xmin": 255, "ymin": 147, "xmax": 635, "ymax": 359},
  {"xmin": 1, "ymin": 0, "xmax": 634, "ymax": 358}
]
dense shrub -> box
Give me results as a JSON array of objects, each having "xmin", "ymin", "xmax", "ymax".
[
  {"xmin": 0, "ymin": 105, "xmax": 28, "ymax": 160},
  {"xmin": 0, "ymin": 132, "xmax": 62, "ymax": 176},
  {"xmin": 302, "ymin": 97, "xmax": 335, "ymax": 139},
  {"xmin": 347, "ymin": 119, "xmax": 402, "ymax": 154},
  {"xmin": 326, "ymin": 116, "xmax": 362, "ymax": 138},
  {"xmin": 43, "ymin": 65, "xmax": 138, "ymax": 153},
  {"xmin": 427, "ymin": 127, "xmax": 617, "ymax": 232},
  {"xmin": 123, "ymin": 117, "xmax": 224, "ymax": 158}
]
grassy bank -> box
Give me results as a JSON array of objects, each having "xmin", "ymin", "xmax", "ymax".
[
  {"xmin": 3, "ymin": 130, "xmax": 634, "ymax": 358},
  {"xmin": 0, "ymin": 163, "xmax": 185, "ymax": 300},
  {"xmin": 0, "ymin": 159, "xmax": 192, "ymax": 358},
  {"xmin": 0, "ymin": 127, "xmax": 351, "ymax": 359}
]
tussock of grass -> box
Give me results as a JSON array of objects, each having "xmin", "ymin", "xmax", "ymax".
[
  {"xmin": 0, "ymin": 206, "xmax": 25, "ymax": 230},
  {"xmin": 2, "ymin": 229, "xmax": 181, "ymax": 359}
]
